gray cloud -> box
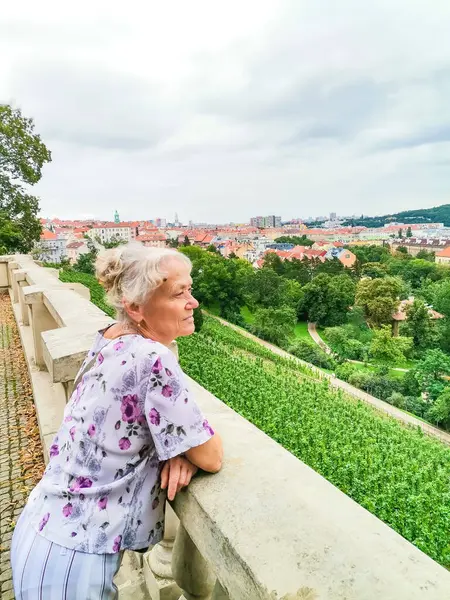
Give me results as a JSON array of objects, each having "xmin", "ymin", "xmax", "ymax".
[
  {"xmin": 1, "ymin": 1, "xmax": 450, "ymax": 222},
  {"xmin": 9, "ymin": 62, "xmax": 182, "ymax": 151}
]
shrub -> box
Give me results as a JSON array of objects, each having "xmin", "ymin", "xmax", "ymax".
[{"xmin": 287, "ymin": 339, "xmax": 336, "ymax": 369}]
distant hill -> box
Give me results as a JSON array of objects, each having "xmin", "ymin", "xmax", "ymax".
[{"xmin": 341, "ymin": 204, "xmax": 450, "ymax": 228}]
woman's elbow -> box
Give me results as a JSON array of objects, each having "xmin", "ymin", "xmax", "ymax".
[{"xmin": 206, "ymin": 456, "xmax": 223, "ymax": 473}]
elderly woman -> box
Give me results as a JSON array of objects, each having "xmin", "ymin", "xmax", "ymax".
[{"xmin": 11, "ymin": 244, "xmax": 223, "ymax": 599}]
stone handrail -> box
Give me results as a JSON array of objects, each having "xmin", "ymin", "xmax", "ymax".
[{"xmin": 2, "ymin": 255, "xmax": 450, "ymax": 599}]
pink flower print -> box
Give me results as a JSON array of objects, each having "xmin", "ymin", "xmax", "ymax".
[
  {"xmin": 71, "ymin": 531, "xmax": 77, "ymax": 537},
  {"xmin": 39, "ymin": 513, "xmax": 50, "ymax": 531},
  {"xmin": 113, "ymin": 535, "xmax": 122, "ymax": 552},
  {"xmin": 69, "ymin": 426, "xmax": 76, "ymax": 442},
  {"xmin": 62, "ymin": 502, "xmax": 73, "ymax": 517},
  {"xmin": 97, "ymin": 352, "xmax": 104, "ymax": 365},
  {"xmin": 203, "ymin": 420, "xmax": 214, "ymax": 436},
  {"xmin": 98, "ymin": 497, "xmax": 108, "ymax": 510},
  {"xmin": 113, "ymin": 340, "xmax": 124, "ymax": 352},
  {"xmin": 121, "ymin": 360, "xmax": 127, "ymax": 366},
  {"xmin": 152, "ymin": 357, "xmax": 162, "ymax": 374},
  {"xmin": 87, "ymin": 424, "xmax": 96, "ymax": 437},
  {"xmin": 149, "ymin": 408, "xmax": 160, "ymax": 426},
  {"xmin": 165, "ymin": 367, "xmax": 173, "ymax": 377},
  {"xmin": 119, "ymin": 437, "xmax": 131, "ymax": 451},
  {"xmin": 161, "ymin": 384, "xmax": 173, "ymax": 398},
  {"xmin": 64, "ymin": 415, "xmax": 73, "ymax": 423},
  {"xmin": 120, "ymin": 394, "xmax": 142, "ymax": 423},
  {"xmin": 49, "ymin": 444, "xmax": 59, "ymax": 458},
  {"xmin": 69, "ymin": 476, "xmax": 93, "ymax": 493},
  {"xmin": 137, "ymin": 414, "xmax": 146, "ymax": 425}
]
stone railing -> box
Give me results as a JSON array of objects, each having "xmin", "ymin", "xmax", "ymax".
[{"xmin": 2, "ymin": 255, "xmax": 450, "ymax": 600}]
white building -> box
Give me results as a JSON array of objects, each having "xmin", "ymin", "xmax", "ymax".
[
  {"xmin": 87, "ymin": 223, "xmax": 135, "ymax": 244},
  {"xmin": 66, "ymin": 241, "xmax": 90, "ymax": 264},
  {"xmin": 37, "ymin": 230, "xmax": 67, "ymax": 263}
]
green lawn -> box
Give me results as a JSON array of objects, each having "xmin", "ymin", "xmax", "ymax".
[
  {"xmin": 349, "ymin": 362, "xmax": 406, "ymax": 380},
  {"xmin": 240, "ymin": 305, "xmax": 255, "ymax": 324},
  {"xmin": 293, "ymin": 321, "xmax": 310, "ymax": 340}
]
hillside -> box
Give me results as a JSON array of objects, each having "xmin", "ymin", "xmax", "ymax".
[{"xmin": 342, "ymin": 203, "xmax": 450, "ymax": 228}]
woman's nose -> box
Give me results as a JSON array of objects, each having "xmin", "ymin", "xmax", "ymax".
[{"xmin": 188, "ymin": 295, "xmax": 199, "ymax": 309}]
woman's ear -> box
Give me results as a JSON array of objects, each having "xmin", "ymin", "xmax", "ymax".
[{"xmin": 122, "ymin": 300, "xmax": 143, "ymax": 325}]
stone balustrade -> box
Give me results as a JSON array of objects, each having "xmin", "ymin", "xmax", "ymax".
[{"xmin": 2, "ymin": 255, "xmax": 450, "ymax": 600}]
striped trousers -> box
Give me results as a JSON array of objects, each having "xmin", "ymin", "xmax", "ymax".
[{"xmin": 10, "ymin": 507, "xmax": 123, "ymax": 599}]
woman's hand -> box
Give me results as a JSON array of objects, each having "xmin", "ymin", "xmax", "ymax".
[{"xmin": 160, "ymin": 456, "xmax": 198, "ymax": 501}]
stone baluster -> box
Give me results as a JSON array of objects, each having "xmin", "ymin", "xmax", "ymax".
[
  {"xmin": 23, "ymin": 288, "xmax": 57, "ymax": 369},
  {"xmin": 144, "ymin": 504, "xmax": 182, "ymax": 599},
  {"xmin": 171, "ymin": 524, "xmax": 216, "ymax": 600}
]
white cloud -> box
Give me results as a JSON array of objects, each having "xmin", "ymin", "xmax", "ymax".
[{"xmin": 1, "ymin": 0, "xmax": 450, "ymax": 222}]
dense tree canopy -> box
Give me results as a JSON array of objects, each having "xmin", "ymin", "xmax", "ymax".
[
  {"xmin": 300, "ymin": 273, "xmax": 355, "ymax": 326},
  {"xmin": 355, "ymin": 276, "xmax": 403, "ymax": 326},
  {"xmin": 0, "ymin": 105, "xmax": 51, "ymax": 253}
]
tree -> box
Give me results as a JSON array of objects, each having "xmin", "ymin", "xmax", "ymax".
[
  {"xmin": 193, "ymin": 306, "xmax": 203, "ymax": 332},
  {"xmin": 416, "ymin": 249, "xmax": 435, "ymax": 262},
  {"xmin": 388, "ymin": 258, "xmax": 438, "ymax": 290},
  {"xmin": 428, "ymin": 387, "xmax": 450, "ymax": 429},
  {"xmin": 262, "ymin": 252, "xmax": 285, "ymax": 275},
  {"xmin": 411, "ymin": 349, "xmax": 450, "ymax": 401},
  {"xmin": 398, "ymin": 228, "xmax": 403, "ymax": 238},
  {"xmin": 166, "ymin": 238, "xmax": 179, "ymax": 248},
  {"xmin": 401, "ymin": 299, "xmax": 438, "ymax": 352},
  {"xmin": 274, "ymin": 235, "xmax": 314, "ymax": 247},
  {"xmin": 0, "ymin": 105, "xmax": 51, "ymax": 252},
  {"xmin": 355, "ymin": 276, "xmax": 403, "ymax": 326},
  {"xmin": 103, "ymin": 236, "xmax": 127, "ymax": 249},
  {"xmin": 360, "ymin": 262, "xmax": 387, "ymax": 279},
  {"xmin": 299, "ymin": 273, "xmax": 355, "ymax": 326},
  {"xmin": 287, "ymin": 339, "xmax": 335, "ymax": 369},
  {"xmin": 406, "ymin": 226, "xmax": 413, "ymax": 238},
  {"xmin": 369, "ymin": 326, "xmax": 412, "ymax": 364},
  {"xmin": 244, "ymin": 268, "xmax": 286, "ymax": 310},
  {"xmin": 347, "ymin": 244, "xmax": 391, "ymax": 265},
  {"xmin": 179, "ymin": 246, "xmax": 252, "ymax": 317},
  {"xmin": 206, "ymin": 244, "xmax": 218, "ymax": 253},
  {"xmin": 251, "ymin": 305, "xmax": 296, "ymax": 347},
  {"xmin": 182, "ymin": 235, "xmax": 191, "ymax": 246},
  {"xmin": 73, "ymin": 239, "xmax": 98, "ymax": 275},
  {"xmin": 283, "ymin": 257, "xmax": 313, "ymax": 285},
  {"xmin": 429, "ymin": 279, "xmax": 450, "ymax": 317}
]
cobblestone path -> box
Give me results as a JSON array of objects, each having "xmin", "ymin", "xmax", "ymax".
[{"xmin": 0, "ymin": 293, "xmax": 45, "ymax": 599}]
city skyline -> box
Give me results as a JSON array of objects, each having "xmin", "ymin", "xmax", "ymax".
[{"xmin": 2, "ymin": 2, "xmax": 450, "ymax": 222}]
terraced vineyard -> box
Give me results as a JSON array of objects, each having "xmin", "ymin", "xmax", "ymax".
[
  {"xmin": 178, "ymin": 317, "xmax": 450, "ymax": 568},
  {"xmin": 57, "ymin": 270, "xmax": 450, "ymax": 567}
]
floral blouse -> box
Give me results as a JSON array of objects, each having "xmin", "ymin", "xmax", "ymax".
[{"xmin": 25, "ymin": 329, "xmax": 214, "ymax": 554}]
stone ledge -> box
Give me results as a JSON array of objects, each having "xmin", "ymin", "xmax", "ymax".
[
  {"xmin": 170, "ymin": 376, "xmax": 450, "ymax": 599},
  {"xmin": 42, "ymin": 323, "xmax": 113, "ymax": 383},
  {"xmin": 9, "ymin": 291, "xmax": 66, "ymax": 464}
]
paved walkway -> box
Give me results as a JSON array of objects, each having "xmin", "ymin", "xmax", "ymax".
[
  {"xmin": 208, "ymin": 313, "xmax": 450, "ymax": 446},
  {"xmin": 0, "ymin": 293, "xmax": 45, "ymax": 599}
]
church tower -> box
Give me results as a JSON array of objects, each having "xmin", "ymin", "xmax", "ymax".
[{"xmin": 114, "ymin": 210, "xmax": 120, "ymax": 224}]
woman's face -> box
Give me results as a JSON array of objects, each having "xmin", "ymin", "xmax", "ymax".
[{"xmin": 138, "ymin": 259, "xmax": 199, "ymax": 345}]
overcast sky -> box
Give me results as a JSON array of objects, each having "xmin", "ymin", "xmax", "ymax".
[{"xmin": 2, "ymin": 1, "xmax": 450, "ymax": 223}]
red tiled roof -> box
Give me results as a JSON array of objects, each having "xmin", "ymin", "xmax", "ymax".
[
  {"xmin": 436, "ymin": 246, "xmax": 450, "ymax": 258},
  {"xmin": 66, "ymin": 241, "xmax": 85, "ymax": 249},
  {"xmin": 40, "ymin": 230, "xmax": 57, "ymax": 240}
]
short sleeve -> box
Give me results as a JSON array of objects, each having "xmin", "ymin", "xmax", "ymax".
[{"xmin": 145, "ymin": 349, "xmax": 214, "ymax": 461}]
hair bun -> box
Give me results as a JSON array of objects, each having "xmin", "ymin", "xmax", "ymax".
[{"xmin": 95, "ymin": 247, "xmax": 125, "ymax": 293}]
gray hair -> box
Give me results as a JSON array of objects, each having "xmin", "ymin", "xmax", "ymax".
[{"xmin": 95, "ymin": 242, "xmax": 191, "ymax": 324}]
